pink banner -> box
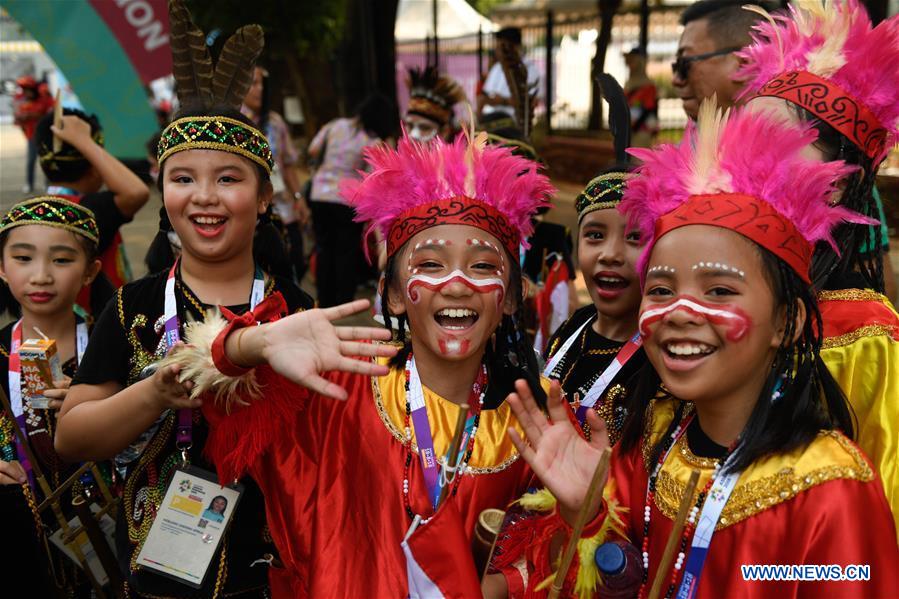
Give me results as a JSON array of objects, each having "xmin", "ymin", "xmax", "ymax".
[{"xmin": 89, "ymin": 0, "xmax": 171, "ymax": 84}]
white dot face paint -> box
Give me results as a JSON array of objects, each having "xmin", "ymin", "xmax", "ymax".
[
  {"xmin": 467, "ymin": 238, "xmax": 506, "ymax": 277},
  {"xmin": 690, "ymin": 261, "xmax": 745, "ymax": 279},
  {"xmin": 647, "ymin": 265, "xmax": 676, "ymax": 275}
]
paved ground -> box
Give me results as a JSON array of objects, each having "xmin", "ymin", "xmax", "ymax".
[{"xmin": 2, "ymin": 122, "xmax": 897, "ymax": 319}]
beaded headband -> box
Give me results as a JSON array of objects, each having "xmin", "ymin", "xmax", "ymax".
[
  {"xmin": 157, "ymin": 116, "xmax": 274, "ymax": 173},
  {"xmin": 1, "ymin": 196, "xmax": 99, "ymax": 245},
  {"xmin": 575, "ymin": 172, "xmax": 628, "ymax": 222},
  {"xmin": 39, "ymin": 128, "xmax": 105, "ymax": 168}
]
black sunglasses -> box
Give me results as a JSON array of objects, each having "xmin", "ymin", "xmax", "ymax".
[{"xmin": 671, "ymin": 47, "xmax": 743, "ymax": 80}]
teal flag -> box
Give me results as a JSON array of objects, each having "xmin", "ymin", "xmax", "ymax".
[{"xmin": 2, "ymin": 0, "xmax": 163, "ymax": 156}]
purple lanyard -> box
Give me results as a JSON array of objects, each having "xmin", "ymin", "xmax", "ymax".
[
  {"xmin": 406, "ymin": 357, "xmax": 484, "ymax": 510},
  {"xmin": 164, "ymin": 261, "xmax": 265, "ymax": 459}
]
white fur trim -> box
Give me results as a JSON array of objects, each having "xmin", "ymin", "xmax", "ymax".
[{"xmin": 159, "ymin": 310, "xmax": 262, "ymax": 409}]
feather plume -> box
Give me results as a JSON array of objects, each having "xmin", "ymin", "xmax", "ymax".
[
  {"xmin": 620, "ymin": 100, "xmax": 870, "ymax": 278},
  {"xmin": 737, "ymin": 0, "xmax": 899, "ymax": 149},
  {"xmin": 158, "ymin": 310, "xmax": 260, "ymax": 408},
  {"xmin": 341, "ymin": 133, "xmax": 554, "ymax": 252},
  {"xmin": 496, "ymin": 38, "xmax": 536, "ymax": 139},
  {"xmin": 168, "ymin": 0, "xmax": 214, "ymax": 106},
  {"xmin": 595, "ymin": 73, "xmax": 630, "ymax": 165},
  {"xmin": 406, "ymin": 66, "xmax": 467, "ymax": 109},
  {"xmin": 212, "ymin": 24, "xmax": 264, "ymax": 110}
]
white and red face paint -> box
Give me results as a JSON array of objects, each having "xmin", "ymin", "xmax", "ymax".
[
  {"xmin": 638, "ymin": 296, "xmax": 752, "ymax": 341},
  {"xmin": 406, "ymin": 269, "xmax": 506, "ymax": 305}
]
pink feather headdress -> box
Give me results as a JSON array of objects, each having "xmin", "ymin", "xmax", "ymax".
[
  {"xmin": 619, "ymin": 101, "xmax": 871, "ymax": 284},
  {"xmin": 736, "ymin": 0, "xmax": 899, "ymax": 162},
  {"xmin": 341, "ymin": 131, "xmax": 554, "ymax": 258}
]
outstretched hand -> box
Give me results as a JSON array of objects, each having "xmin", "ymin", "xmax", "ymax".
[
  {"xmin": 260, "ymin": 299, "xmax": 397, "ymax": 400},
  {"xmin": 507, "ymin": 380, "xmax": 610, "ymax": 519}
]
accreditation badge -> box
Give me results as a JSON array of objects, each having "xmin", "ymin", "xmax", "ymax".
[{"xmin": 135, "ymin": 466, "xmax": 243, "ymax": 588}]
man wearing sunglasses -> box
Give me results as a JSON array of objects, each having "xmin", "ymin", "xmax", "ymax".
[{"xmin": 673, "ymin": 0, "xmax": 776, "ymax": 120}]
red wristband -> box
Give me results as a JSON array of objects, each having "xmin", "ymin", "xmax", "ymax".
[{"xmin": 211, "ymin": 293, "xmax": 287, "ymax": 377}]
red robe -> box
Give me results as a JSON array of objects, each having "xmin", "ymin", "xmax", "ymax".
[
  {"xmin": 495, "ymin": 400, "xmax": 899, "ymax": 598},
  {"xmin": 202, "ymin": 360, "xmax": 538, "ymax": 598}
]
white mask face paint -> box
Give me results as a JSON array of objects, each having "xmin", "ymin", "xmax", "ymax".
[{"xmin": 408, "ymin": 123, "xmax": 438, "ymax": 143}]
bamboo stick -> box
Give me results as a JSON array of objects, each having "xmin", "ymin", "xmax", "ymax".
[
  {"xmin": 647, "ymin": 469, "xmax": 701, "ymax": 599},
  {"xmin": 436, "ymin": 403, "xmax": 470, "ymax": 508},
  {"xmin": 547, "ymin": 446, "xmax": 612, "ymax": 599}
]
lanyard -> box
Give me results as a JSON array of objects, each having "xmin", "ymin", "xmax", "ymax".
[
  {"xmin": 675, "ymin": 451, "xmax": 742, "ymax": 599},
  {"xmin": 8, "ymin": 315, "xmax": 88, "ymax": 488},
  {"xmin": 407, "ymin": 357, "xmax": 482, "ymax": 510},
  {"xmin": 542, "ymin": 316, "xmax": 593, "ymax": 377},
  {"xmin": 652, "ymin": 415, "xmax": 743, "ymax": 599},
  {"xmin": 575, "ymin": 332, "xmax": 642, "ymax": 423},
  {"xmin": 543, "ymin": 315, "xmax": 643, "ymax": 424},
  {"xmin": 165, "ymin": 260, "xmax": 265, "ymax": 458}
]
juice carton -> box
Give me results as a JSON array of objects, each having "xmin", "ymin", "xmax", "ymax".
[{"xmin": 18, "ymin": 338, "xmax": 63, "ymax": 409}]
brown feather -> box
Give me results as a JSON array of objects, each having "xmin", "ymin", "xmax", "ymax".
[
  {"xmin": 168, "ymin": 0, "xmax": 213, "ymax": 106},
  {"xmin": 496, "ymin": 39, "xmax": 536, "ymax": 139},
  {"xmin": 212, "ymin": 24, "xmax": 265, "ymax": 110}
]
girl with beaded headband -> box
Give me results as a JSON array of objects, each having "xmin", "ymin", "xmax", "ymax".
[
  {"xmin": 156, "ymin": 127, "xmax": 555, "ymax": 596},
  {"xmin": 737, "ymin": 0, "xmax": 899, "ymax": 539},
  {"xmin": 51, "ymin": 2, "xmax": 366, "ymax": 598},
  {"xmin": 0, "ymin": 196, "xmax": 104, "ymax": 597},
  {"xmin": 484, "ymin": 102, "xmax": 898, "ymax": 598}
]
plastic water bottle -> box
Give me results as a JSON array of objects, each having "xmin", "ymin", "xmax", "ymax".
[{"xmin": 595, "ymin": 540, "xmax": 643, "ymax": 599}]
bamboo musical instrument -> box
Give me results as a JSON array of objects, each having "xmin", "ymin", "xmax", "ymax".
[
  {"xmin": 647, "ymin": 469, "xmax": 701, "ymax": 599},
  {"xmin": 52, "ymin": 89, "xmax": 63, "ymax": 153},
  {"xmin": 547, "ymin": 446, "xmax": 612, "ymax": 599},
  {"xmin": 436, "ymin": 402, "xmax": 470, "ymax": 508}
]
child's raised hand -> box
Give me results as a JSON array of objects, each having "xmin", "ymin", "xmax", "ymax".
[
  {"xmin": 260, "ymin": 299, "xmax": 397, "ymax": 400},
  {"xmin": 0, "ymin": 460, "xmax": 27, "ymax": 485},
  {"xmin": 43, "ymin": 377, "xmax": 72, "ymax": 411},
  {"xmin": 50, "ymin": 114, "xmax": 94, "ymax": 149},
  {"xmin": 150, "ymin": 363, "xmax": 200, "ymax": 411},
  {"xmin": 506, "ymin": 379, "xmax": 610, "ymax": 522}
]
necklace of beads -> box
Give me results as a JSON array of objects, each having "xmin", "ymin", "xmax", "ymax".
[
  {"xmin": 401, "ymin": 355, "xmax": 486, "ymax": 524},
  {"xmin": 637, "ymin": 413, "xmax": 740, "ymax": 599}
]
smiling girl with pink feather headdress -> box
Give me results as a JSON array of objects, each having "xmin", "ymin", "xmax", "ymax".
[
  {"xmin": 481, "ymin": 100, "xmax": 898, "ymax": 599},
  {"xmin": 159, "ymin": 129, "xmax": 558, "ymax": 597},
  {"xmin": 736, "ymin": 0, "xmax": 899, "ymax": 541}
]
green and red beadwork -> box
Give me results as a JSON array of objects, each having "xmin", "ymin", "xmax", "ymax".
[
  {"xmin": 157, "ymin": 116, "xmax": 274, "ymax": 173},
  {"xmin": 575, "ymin": 171, "xmax": 629, "ymax": 223},
  {"xmin": 1, "ymin": 196, "xmax": 99, "ymax": 244}
]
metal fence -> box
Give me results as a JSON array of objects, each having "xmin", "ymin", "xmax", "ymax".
[{"xmin": 396, "ymin": 8, "xmax": 687, "ymax": 134}]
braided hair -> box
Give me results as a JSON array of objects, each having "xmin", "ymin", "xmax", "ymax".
[{"xmin": 797, "ymin": 106, "xmax": 885, "ymax": 293}]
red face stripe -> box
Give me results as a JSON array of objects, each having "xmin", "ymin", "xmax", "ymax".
[
  {"xmin": 406, "ymin": 270, "xmax": 505, "ymax": 304},
  {"xmin": 638, "ymin": 296, "xmax": 752, "ymax": 341}
]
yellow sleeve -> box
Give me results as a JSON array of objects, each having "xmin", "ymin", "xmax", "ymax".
[{"xmin": 822, "ymin": 335, "xmax": 899, "ymax": 542}]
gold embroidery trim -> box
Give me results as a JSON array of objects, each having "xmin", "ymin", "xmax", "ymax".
[
  {"xmin": 818, "ymin": 288, "xmax": 888, "ymax": 303},
  {"xmin": 654, "ymin": 431, "xmax": 873, "ymax": 529},
  {"xmin": 822, "ymin": 324, "xmax": 898, "ymax": 349},
  {"xmin": 370, "ymin": 373, "xmax": 520, "ymax": 475},
  {"xmin": 0, "ymin": 344, "xmax": 7, "ymax": 358},
  {"xmin": 675, "ymin": 433, "xmax": 721, "ymax": 470}
]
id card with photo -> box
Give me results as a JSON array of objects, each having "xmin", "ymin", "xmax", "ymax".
[{"xmin": 135, "ymin": 465, "xmax": 243, "ymax": 588}]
